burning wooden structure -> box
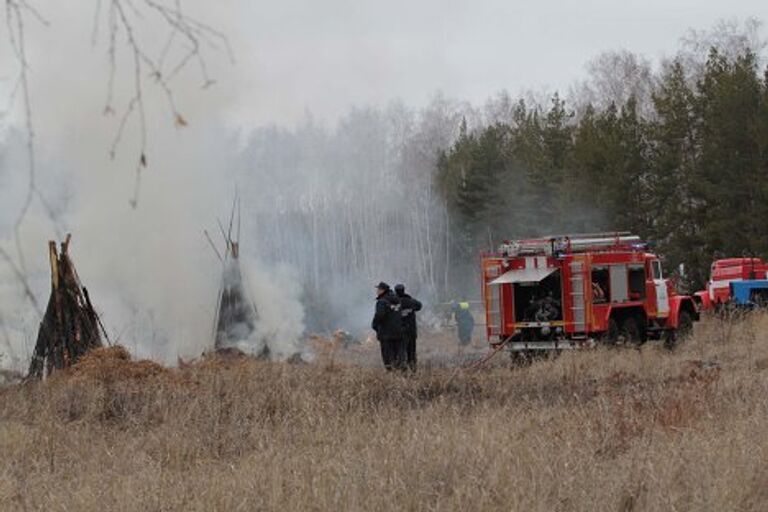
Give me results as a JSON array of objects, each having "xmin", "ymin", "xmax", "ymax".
[
  {"xmin": 214, "ymin": 240, "xmax": 259, "ymax": 351},
  {"xmin": 209, "ymin": 199, "xmax": 261, "ymax": 354},
  {"xmin": 28, "ymin": 235, "xmax": 106, "ymax": 379}
]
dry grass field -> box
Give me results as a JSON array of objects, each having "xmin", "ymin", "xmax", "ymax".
[{"xmin": 1, "ymin": 315, "xmax": 768, "ymax": 511}]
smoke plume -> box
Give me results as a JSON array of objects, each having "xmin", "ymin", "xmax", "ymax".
[{"xmin": 0, "ymin": 3, "xmax": 308, "ymax": 368}]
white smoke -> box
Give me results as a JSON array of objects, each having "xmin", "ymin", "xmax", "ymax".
[
  {"xmin": 242, "ymin": 258, "xmax": 304, "ymax": 359},
  {"xmin": 0, "ymin": 2, "xmax": 309, "ymax": 368},
  {"xmin": 0, "ymin": 3, "xmax": 479, "ymax": 371}
]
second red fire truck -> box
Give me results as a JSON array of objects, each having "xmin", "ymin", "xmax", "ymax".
[
  {"xmin": 481, "ymin": 233, "xmax": 698, "ymax": 354},
  {"xmin": 695, "ymin": 257, "xmax": 768, "ymax": 310}
]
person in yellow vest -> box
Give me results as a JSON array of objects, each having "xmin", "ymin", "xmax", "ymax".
[{"xmin": 452, "ymin": 301, "xmax": 475, "ymax": 356}]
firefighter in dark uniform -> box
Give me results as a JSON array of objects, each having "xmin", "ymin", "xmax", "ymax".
[
  {"xmin": 395, "ymin": 284, "xmax": 422, "ymax": 371},
  {"xmin": 371, "ymin": 282, "xmax": 404, "ymax": 370}
]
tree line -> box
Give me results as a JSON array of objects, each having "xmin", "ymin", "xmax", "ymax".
[{"xmin": 437, "ymin": 48, "xmax": 768, "ymax": 290}]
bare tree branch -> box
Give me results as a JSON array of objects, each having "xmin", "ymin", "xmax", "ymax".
[
  {"xmin": 1, "ymin": 0, "xmax": 231, "ymax": 322},
  {"xmin": 99, "ymin": 0, "xmax": 232, "ymax": 208},
  {"xmin": 5, "ymin": 0, "xmax": 60, "ymax": 282}
]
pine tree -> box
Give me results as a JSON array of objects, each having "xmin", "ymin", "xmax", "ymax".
[
  {"xmin": 649, "ymin": 60, "xmax": 703, "ymax": 286},
  {"xmin": 568, "ymin": 104, "xmax": 612, "ymax": 231},
  {"xmin": 613, "ymin": 96, "xmax": 652, "ymax": 235},
  {"xmin": 437, "ymin": 120, "xmax": 511, "ymax": 247},
  {"xmin": 758, "ymin": 68, "xmax": 768, "ymax": 255},
  {"xmin": 694, "ymin": 49, "xmax": 764, "ymax": 267}
]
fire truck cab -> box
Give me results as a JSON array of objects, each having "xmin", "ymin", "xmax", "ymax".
[{"xmin": 481, "ymin": 233, "xmax": 698, "ymax": 352}]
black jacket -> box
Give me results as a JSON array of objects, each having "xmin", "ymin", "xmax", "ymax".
[
  {"xmin": 397, "ymin": 293, "xmax": 422, "ymax": 338},
  {"xmin": 372, "ymin": 292, "xmax": 403, "ymax": 341}
]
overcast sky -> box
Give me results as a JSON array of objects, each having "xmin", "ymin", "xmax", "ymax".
[
  {"xmin": 1, "ymin": 1, "xmax": 766, "ymax": 129},
  {"xmin": 220, "ymin": 0, "xmax": 768, "ymax": 124}
]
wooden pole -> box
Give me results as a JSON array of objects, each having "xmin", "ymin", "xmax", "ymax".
[{"xmin": 48, "ymin": 241, "xmax": 59, "ymax": 291}]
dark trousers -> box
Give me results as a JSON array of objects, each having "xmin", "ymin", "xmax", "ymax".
[
  {"xmin": 404, "ymin": 332, "xmax": 417, "ymax": 370},
  {"xmin": 379, "ymin": 338, "xmax": 405, "ymax": 371}
]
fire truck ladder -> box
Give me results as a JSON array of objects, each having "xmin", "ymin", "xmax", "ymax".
[
  {"xmin": 561, "ymin": 233, "xmax": 641, "ymax": 253},
  {"xmin": 487, "ymin": 297, "xmax": 502, "ymax": 336},
  {"xmin": 485, "ymin": 265, "xmax": 503, "ymax": 337},
  {"xmin": 569, "ymin": 261, "xmax": 587, "ymax": 335}
]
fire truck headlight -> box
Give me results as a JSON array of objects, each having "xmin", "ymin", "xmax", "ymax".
[{"xmin": 541, "ymin": 326, "xmax": 551, "ymax": 336}]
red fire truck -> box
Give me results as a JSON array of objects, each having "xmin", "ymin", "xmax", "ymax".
[
  {"xmin": 481, "ymin": 233, "xmax": 698, "ymax": 353},
  {"xmin": 694, "ymin": 258, "xmax": 768, "ymax": 311}
]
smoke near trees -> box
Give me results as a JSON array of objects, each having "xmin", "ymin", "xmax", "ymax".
[
  {"xmin": 235, "ymin": 96, "xmax": 468, "ymax": 332},
  {"xmin": 239, "ymin": 17, "xmax": 768, "ymax": 334},
  {"xmin": 437, "ymin": 19, "xmax": 768, "ymax": 292}
]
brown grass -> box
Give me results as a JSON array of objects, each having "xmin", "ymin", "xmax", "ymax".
[{"xmin": 1, "ymin": 315, "xmax": 768, "ymax": 511}]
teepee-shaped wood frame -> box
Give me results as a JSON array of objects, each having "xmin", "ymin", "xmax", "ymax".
[
  {"xmin": 209, "ymin": 197, "xmax": 260, "ymax": 353},
  {"xmin": 28, "ymin": 235, "xmax": 106, "ymax": 379}
]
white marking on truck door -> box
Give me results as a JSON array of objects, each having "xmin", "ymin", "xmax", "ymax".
[{"xmin": 653, "ymin": 260, "xmax": 670, "ymax": 316}]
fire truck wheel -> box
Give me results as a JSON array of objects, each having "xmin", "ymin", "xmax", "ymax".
[
  {"xmin": 678, "ymin": 310, "xmax": 694, "ymax": 336},
  {"xmin": 510, "ymin": 351, "xmax": 534, "ymax": 367},
  {"xmin": 605, "ymin": 318, "xmax": 621, "ymax": 345},
  {"xmin": 621, "ymin": 317, "xmax": 643, "ymax": 346},
  {"xmin": 664, "ymin": 310, "xmax": 693, "ymax": 350}
]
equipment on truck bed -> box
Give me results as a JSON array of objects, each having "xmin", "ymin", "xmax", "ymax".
[{"xmin": 481, "ymin": 232, "xmax": 698, "ymax": 354}]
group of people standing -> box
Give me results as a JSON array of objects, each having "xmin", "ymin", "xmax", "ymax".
[{"xmin": 371, "ymin": 282, "xmax": 422, "ymax": 371}]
